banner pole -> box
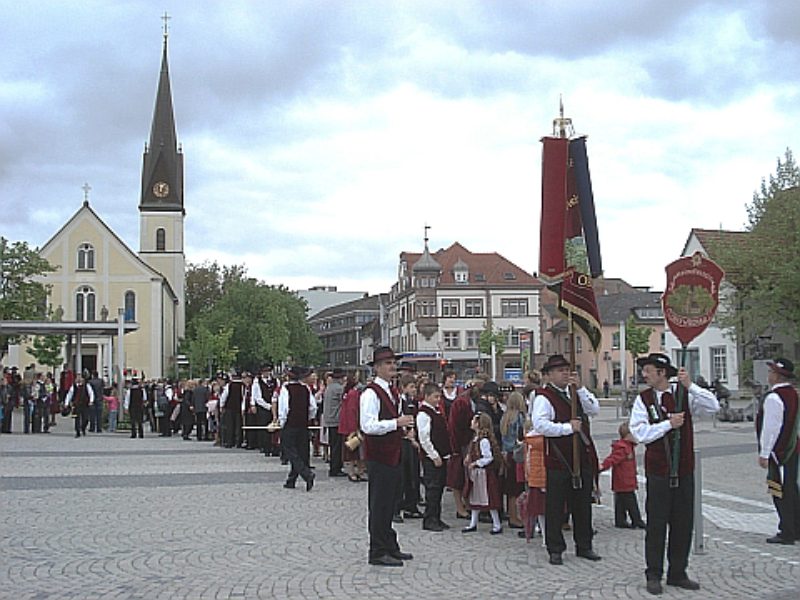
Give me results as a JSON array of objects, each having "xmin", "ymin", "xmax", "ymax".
[{"xmin": 568, "ymin": 310, "xmax": 581, "ymax": 489}]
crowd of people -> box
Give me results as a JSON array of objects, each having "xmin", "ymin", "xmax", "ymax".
[{"xmin": 2, "ymin": 349, "xmax": 798, "ymax": 596}]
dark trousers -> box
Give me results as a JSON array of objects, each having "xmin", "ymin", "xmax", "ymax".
[
  {"xmin": 159, "ymin": 414, "xmax": 171, "ymax": 436},
  {"xmin": 23, "ymin": 399, "xmax": 31, "ymax": 433},
  {"xmin": 74, "ymin": 405, "xmax": 90, "ymax": 436},
  {"xmin": 367, "ymin": 460, "xmax": 402, "ymax": 560},
  {"xmin": 32, "ymin": 401, "xmax": 44, "ymax": 433},
  {"xmin": 545, "ymin": 467, "xmax": 594, "ymax": 555},
  {"xmin": 243, "ymin": 410, "xmax": 255, "ymax": 448},
  {"xmin": 253, "ymin": 406, "xmax": 270, "ymax": 450},
  {"xmin": 282, "ymin": 427, "xmax": 312, "ymax": 484},
  {"xmin": 396, "ymin": 439, "xmax": 421, "ymax": 513},
  {"xmin": 615, "ymin": 491, "xmax": 644, "ymax": 526},
  {"xmin": 90, "ymin": 401, "xmax": 102, "ymax": 432},
  {"xmin": 1, "ymin": 404, "xmax": 11, "ymax": 432},
  {"xmin": 195, "ymin": 412, "xmax": 207, "ymax": 441},
  {"xmin": 223, "ymin": 409, "xmax": 242, "ymax": 447},
  {"xmin": 645, "ymin": 474, "xmax": 694, "ymax": 581},
  {"xmin": 774, "ymin": 452, "xmax": 800, "ymax": 541},
  {"xmin": 130, "ymin": 409, "xmax": 144, "ymax": 438},
  {"xmin": 421, "ymin": 457, "xmax": 446, "ymax": 527},
  {"xmin": 328, "ymin": 427, "xmax": 343, "ymax": 474}
]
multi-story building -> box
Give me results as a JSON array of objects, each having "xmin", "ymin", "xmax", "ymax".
[
  {"xmin": 387, "ymin": 241, "xmax": 542, "ymax": 381},
  {"xmin": 541, "ymin": 278, "xmax": 664, "ymax": 393},
  {"xmin": 308, "ymin": 294, "xmax": 384, "ymax": 369}
]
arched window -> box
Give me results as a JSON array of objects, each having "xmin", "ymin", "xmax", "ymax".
[
  {"xmin": 156, "ymin": 228, "xmax": 166, "ymax": 252},
  {"xmin": 76, "ymin": 286, "xmax": 96, "ymax": 322},
  {"xmin": 77, "ymin": 243, "xmax": 95, "ymax": 270},
  {"xmin": 124, "ymin": 291, "xmax": 136, "ymax": 322}
]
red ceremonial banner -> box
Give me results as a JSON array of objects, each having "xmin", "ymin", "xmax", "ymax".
[
  {"xmin": 662, "ymin": 252, "xmax": 725, "ymax": 347},
  {"xmin": 559, "ymin": 267, "xmax": 602, "ymax": 351},
  {"xmin": 538, "ymin": 137, "xmax": 570, "ymax": 283}
]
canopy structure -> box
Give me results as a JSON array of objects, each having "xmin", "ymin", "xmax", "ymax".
[{"xmin": 0, "ymin": 319, "xmax": 139, "ymax": 384}]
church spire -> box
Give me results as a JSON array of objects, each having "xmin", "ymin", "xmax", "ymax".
[{"xmin": 140, "ymin": 16, "xmax": 183, "ymax": 213}]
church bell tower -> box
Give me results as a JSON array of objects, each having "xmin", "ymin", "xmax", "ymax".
[{"xmin": 139, "ymin": 18, "xmax": 185, "ymax": 338}]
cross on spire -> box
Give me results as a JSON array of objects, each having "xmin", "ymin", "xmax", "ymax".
[
  {"xmin": 424, "ymin": 223, "xmax": 431, "ymax": 247},
  {"xmin": 82, "ymin": 182, "xmax": 91, "ymax": 205},
  {"xmin": 161, "ymin": 11, "xmax": 171, "ymax": 38}
]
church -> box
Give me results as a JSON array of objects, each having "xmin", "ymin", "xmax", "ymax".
[{"xmin": 24, "ymin": 32, "xmax": 186, "ymax": 380}]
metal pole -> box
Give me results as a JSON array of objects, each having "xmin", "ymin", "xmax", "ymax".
[
  {"xmin": 490, "ymin": 339, "xmax": 497, "ymax": 381},
  {"xmin": 693, "ymin": 448, "xmax": 705, "ymax": 554},
  {"xmin": 620, "ymin": 319, "xmax": 627, "ymax": 415},
  {"xmin": 117, "ymin": 309, "xmax": 125, "ymax": 409}
]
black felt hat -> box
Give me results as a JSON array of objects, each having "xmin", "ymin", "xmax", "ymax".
[
  {"xmin": 541, "ymin": 354, "xmax": 571, "ymax": 374},
  {"xmin": 368, "ymin": 346, "xmax": 399, "ymax": 367},
  {"xmin": 636, "ymin": 353, "xmax": 678, "ymax": 377},
  {"xmin": 767, "ymin": 358, "xmax": 796, "ymax": 379}
]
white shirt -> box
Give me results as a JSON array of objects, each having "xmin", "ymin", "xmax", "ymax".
[
  {"xmin": 64, "ymin": 383, "xmax": 95, "ymax": 407},
  {"xmin": 251, "ymin": 379, "xmax": 272, "ymax": 409},
  {"xmin": 416, "ymin": 401, "xmax": 448, "ymax": 461},
  {"xmin": 123, "ymin": 387, "xmax": 147, "ymax": 410},
  {"xmin": 758, "ymin": 383, "xmax": 793, "ymax": 459},
  {"xmin": 473, "ymin": 437, "xmax": 494, "ymax": 467},
  {"xmin": 532, "ymin": 384, "xmax": 599, "ymax": 437},
  {"xmin": 359, "ymin": 377, "xmax": 400, "ymax": 436},
  {"xmin": 277, "ymin": 381, "xmax": 316, "ymax": 428},
  {"xmin": 629, "ymin": 382, "xmax": 719, "ymax": 445}
]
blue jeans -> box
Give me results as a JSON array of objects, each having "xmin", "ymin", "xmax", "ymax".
[{"xmin": 108, "ymin": 409, "xmax": 118, "ymax": 432}]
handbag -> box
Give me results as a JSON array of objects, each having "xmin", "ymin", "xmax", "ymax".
[{"xmin": 344, "ymin": 431, "xmax": 362, "ymax": 451}]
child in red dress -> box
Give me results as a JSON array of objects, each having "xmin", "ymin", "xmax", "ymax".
[{"xmin": 462, "ymin": 412, "xmax": 503, "ymax": 534}]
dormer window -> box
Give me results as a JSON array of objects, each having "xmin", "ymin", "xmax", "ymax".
[
  {"xmin": 454, "ymin": 271, "xmax": 468, "ymax": 283},
  {"xmin": 77, "ymin": 243, "xmax": 95, "ymax": 270},
  {"xmin": 503, "ymin": 272, "xmax": 517, "ymax": 281}
]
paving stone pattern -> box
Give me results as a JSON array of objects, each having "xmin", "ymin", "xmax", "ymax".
[{"xmin": 1, "ymin": 409, "xmax": 798, "ymax": 599}]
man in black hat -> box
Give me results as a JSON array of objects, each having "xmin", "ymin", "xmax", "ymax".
[
  {"xmin": 532, "ymin": 354, "xmax": 601, "ymax": 566},
  {"xmin": 757, "ymin": 358, "xmax": 800, "ymax": 546},
  {"xmin": 277, "ymin": 365, "xmax": 316, "ymax": 491},
  {"xmin": 220, "ymin": 370, "xmax": 245, "ymax": 448},
  {"xmin": 360, "ymin": 346, "xmax": 415, "ymax": 567},
  {"xmin": 629, "ymin": 352, "xmax": 718, "ymax": 595},
  {"xmin": 252, "ymin": 365, "xmax": 278, "ymax": 454}
]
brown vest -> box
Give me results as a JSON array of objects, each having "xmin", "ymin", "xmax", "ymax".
[
  {"xmin": 417, "ymin": 403, "xmax": 451, "ymax": 459},
  {"xmin": 285, "ymin": 382, "xmax": 310, "ymax": 428},
  {"xmin": 540, "ymin": 385, "xmax": 595, "ymax": 471},
  {"xmin": 640, "ymin": 386, "xmax": 695, "ymax": 477},
  {"xmin": 362, "ymin": 382, "xmax": 402, "ymax": 466},
  {"xmin": 757, "ymin": 385, "xmax": 799, "ymax": 465}
]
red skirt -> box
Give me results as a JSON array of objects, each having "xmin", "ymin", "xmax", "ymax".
[
  {"xmin": 503, "ymin": 452, "xmax": 525, "ymax": 497},
  {"xmin": 446, "ymin": 455, "xmax": 466, "ymax": 490}
]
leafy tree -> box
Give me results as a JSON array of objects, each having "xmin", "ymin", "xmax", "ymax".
[
  {"xmin": 27, "ymin": 335, "xmax": 65, "ymax": 372},
  {"xmin": 625, "ymin": 315, "xmax": 653, "ymax": 386},
  {"xmin": 710, "ymin": 152, "xmax": 800, "ymax": 374},
  {"xmin": 747, "ymin": 148, "xmax": 800, "ymax": 229},
  {"xmin": 183, "ymin": 324, "xmax": 237, "ymax": 377},
  {"xmin": 185, "ymin": 261, "xmax": 247, "ymax": 336},
  {"xmin": 479, "ymin": 326, "xmax": 506, "ymax": 358},
  {"xmin": 0, "ymin": 237, "xmax": 55, "ymax": 358}
]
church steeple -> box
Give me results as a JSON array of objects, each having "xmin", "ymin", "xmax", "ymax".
[{"xmin": 140, "ymin": 22, "xmax": 183, "ymax": 213}]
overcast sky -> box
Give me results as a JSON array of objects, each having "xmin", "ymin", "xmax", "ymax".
[{"xmin": 2, "ymin": 0, "xmax": 798, "ymax": 295}]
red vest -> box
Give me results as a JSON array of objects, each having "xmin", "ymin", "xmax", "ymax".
[
  {"xmin": 540, "ymin": 385, "xmax": 595, "ymax": 471},
  {"xmin": 285, "ymin": 382, "xmax": 310, "ymax": 428},
  {"xmin": 417, "ymin": 403, "xmax": 451, "ymax": 459},
  {"xmin": 758, "ymin": 385, "xmax": 799, "ymax": 464},
  {"xmin": 640, "ymin": 386, "xmax": 695, "ymax": 477},
  {"xmin": 72, "ymin": 383, "xmax": 90, "ymax": 408},
  {"xmin": 362, "ymin": 382, "xmax": 402, "ymax": 466}
]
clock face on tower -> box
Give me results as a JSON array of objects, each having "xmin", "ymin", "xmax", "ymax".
[{"xmin": 152, "ymin": 181, "xmax": 170, "ymax": 198}]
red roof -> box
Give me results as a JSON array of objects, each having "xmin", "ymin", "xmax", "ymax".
[{"xmin": 401, "ymin": 242, "xmax": 542, "ymax": 287}]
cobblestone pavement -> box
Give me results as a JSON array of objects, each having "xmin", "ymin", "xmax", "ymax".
[{"xmin": 1, "ymin": 408, "xmax": 798, "ymax": 600}]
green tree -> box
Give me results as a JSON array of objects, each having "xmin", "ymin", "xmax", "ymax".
[
  {"xmin": 0, "ymin": 237, "xmax": 55, "ymax": 358},
  {"xmin": 479, "ymin": 326, "xmax": 506, "ymax": 358},
  {"xmin": 185, "ymin": 261, "xmax": 247, "ymax": 337},
  {"xmin": 747, "ymin": 148, "xmax": 800, "ymax": 229},
  {"xmin": 27, "ymin": 335, "xmax": 65, "ymax": 372},
  {"xmin": 625, "ymin": 315, "xmax": 653, "ymax": 386},
  {"xmin": 183, "ymin": 324, "xmax": 238, "ymax": 377},
  {"xmin": 710, "ymin": 152, "xmax": 800, "ymax": 364}
]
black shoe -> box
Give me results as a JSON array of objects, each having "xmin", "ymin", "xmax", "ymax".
[
  {"xmin": 368, "ymin": 554, "xmax": 403, "ymax": 567},
  {"xmin": 576, "ymin": 549, "xmax": 602, "ymax": 561},
  {"xmin": 646, "ymin": 580, "xmax": 663, "ymax": 595},
  {"xmin": 518, "ymin": 531, "xmax": 528, "ymax": 539},
  {"xmin": 462, "ymin": 525, "xmax": 477, "ymax": 533},
  {"xmin": 490, "ymin": 527, "xmax": 503, "ymax": 535},
  {"xmin": 306, "ymin": 473, "xmax": 315, "ymax": 492},
  {"xmin": 456, "ymin": 512, "xmax": 470, "ymax": 520},
  {"xmin": 548, "ymin": 553, "xmax": 563, "ymax": 565},
  {"xmin": 328, "ymin": 471, "xmax": 347, "ymax": 477},
  {"xmin": 392, "ymin": 514, "xmax": 404, "ymax": 524},
  {"xmin": 390, "ymin": 551, "xmax": 413, "ymax": 560},
  {"xmin": 666, "ymin": 578, "xmax": 700, "ymax": 590},
  {"xmin": 283, "ymin": 481, "xmax": 296, "ymax": 489},
  {"xmin": 437, "ymin": 520, "xmax": 451, "ymax": 530},
  {"xmin": 423, "ymin": 523, "xmax": 444, "ymax": 532},
  {"xmin": 615, "ymin": 523, "xmax": 633, "ymax": 528},
  {"xmin": 75, "ymin": 433, "xmax": 81, "ymax": 438},
  {"xmin": 766, "ymin": 534, "xmax": 795, "ymax": 545},
  {"xmin": 403, "ymin": 510, "xmax": 423, "ymax": 519},
  {"xmin": 634, "ymin": 521, "xmax": 647, "ymax": 529},
  {"xmin": 508, "ymin": 521, "xmax": 524, "ymax": 529}
]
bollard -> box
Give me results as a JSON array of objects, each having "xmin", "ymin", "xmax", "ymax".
[{"xmin": 693, "ymin": 449, "xmax": 705, "ymax": 554}]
